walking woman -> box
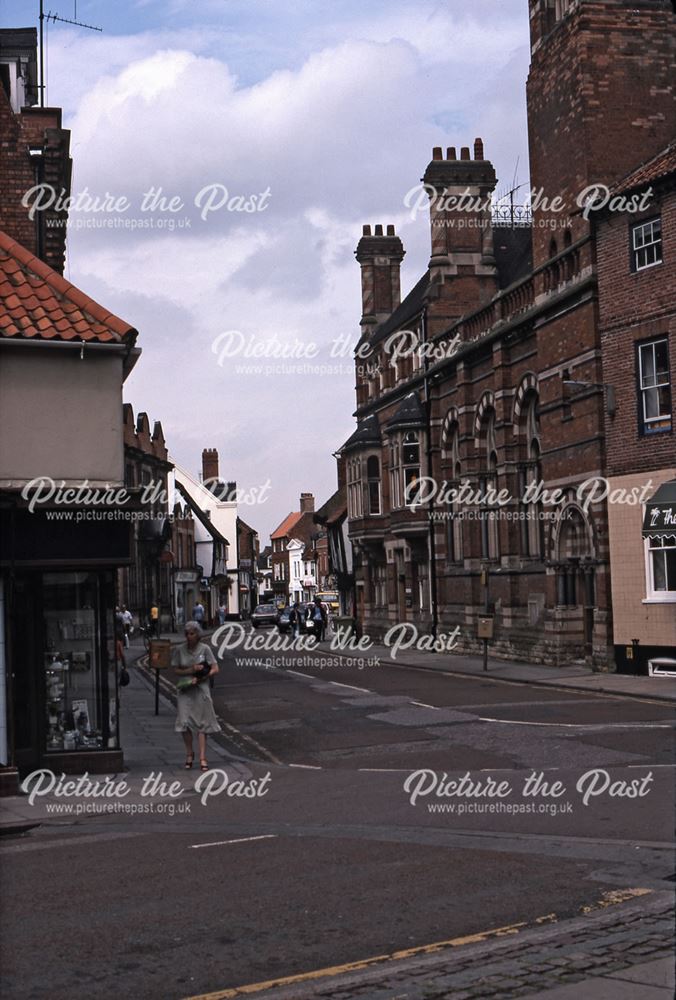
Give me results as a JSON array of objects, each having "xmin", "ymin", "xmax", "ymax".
[{"xmin": 172, "ymin": 621, "xmax": 221, "ymax": 771}]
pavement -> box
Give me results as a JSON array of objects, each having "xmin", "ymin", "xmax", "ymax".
[{"xmin": 2, "ymin": 631, "xmax": 674, "ymax": 999}]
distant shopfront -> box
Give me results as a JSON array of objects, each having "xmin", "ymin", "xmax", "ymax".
[{"xmin": 608, "ymin": 474, "xmax": 676, "ymax": 674}]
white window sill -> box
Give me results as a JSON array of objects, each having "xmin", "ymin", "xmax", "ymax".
[{"xmin": 642, "ymin": 596, "xmax": 676, "ymax": 604}]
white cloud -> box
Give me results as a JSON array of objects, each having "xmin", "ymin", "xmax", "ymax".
[{"xmin": 42, "ymin": 4, "xmax": 531, "ymax": 541}]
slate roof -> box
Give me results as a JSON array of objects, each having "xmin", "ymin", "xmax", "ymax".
[
  {"xmin": 314, "ymin": 486, "xmax": 347, "ymax": 526},
  {"xmin": 364, "ymin": 271, "xmax": 430, "ymax": 349},
  {"xmin": 341, "ymin": 413, "xmax": 382, "ymax": 453},
  {"xmin": 0, "ymin": 230, "xmax": 136, "ymax": 343},
  {"xmin": 385, "ymin": 391, "xmax": 426, "ymax": 431}
]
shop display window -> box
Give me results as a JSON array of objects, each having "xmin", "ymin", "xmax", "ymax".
[{"xmin": 42, "ymin": 572, "xmax": 118, "ymax": 753}]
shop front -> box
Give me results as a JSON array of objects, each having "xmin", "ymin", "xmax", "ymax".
[{"xmin": 1, "ymin": 503, "xmax": 131, "ymax": 781}]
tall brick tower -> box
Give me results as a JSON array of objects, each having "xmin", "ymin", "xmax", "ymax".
[{"xmin": 527, "ymin": 0, "xmax": 676, "ymax": 267}]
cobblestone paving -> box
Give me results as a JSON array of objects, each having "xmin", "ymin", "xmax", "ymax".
[{"xmin": 253, "ymin": 892, "xmax": 674, "ymax": 999}]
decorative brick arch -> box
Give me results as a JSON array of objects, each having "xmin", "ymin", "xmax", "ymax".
[
  {"xmin": 512, "ymin": 373, "xmax": 539, "ymax": 436},
  {"xmin": 549, "ymin": 500, "xmax": 597, "ymax": 562},
  {"xmin": 441, "ymin": 407, "xmax": 460, "ymax": 455},
  {"xmin": 473, "ymin": 391, "xmax": 495, "ymax": 446}
]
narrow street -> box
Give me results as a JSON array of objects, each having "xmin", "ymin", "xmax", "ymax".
[{"xmin": 1, "ymin": 639, "xmax": 673, "ymax": 999}]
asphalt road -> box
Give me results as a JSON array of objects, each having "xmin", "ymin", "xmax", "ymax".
[{"xmin": 1, "ymin": 636, "xmax": 674, "ymax": 999}]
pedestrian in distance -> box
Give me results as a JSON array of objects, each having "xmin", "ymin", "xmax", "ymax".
[
  {"xmin": 290, "ymin": 600, "xmax": 302, "ymax": 639},
  {"xmin": 192, "ymin": 599, "xmax": 205, "ymax": 627},
  {"xmin": 121, "ymin": 605, "xmax": 133, "ymax": 647},
  {"xmin": 311, "ymin": 596, "xmax": 328, "ymax": 642},
  {"xmin": 149, "ymin": 600, "xmax": 159, "ymax": 637},
  {"xmin": 218, "ymin": 602, "xmax": 226, "ymax": 626},
  {"xmin": 172, "ymin": 621, "xmax": 220, "ymax": 771}
]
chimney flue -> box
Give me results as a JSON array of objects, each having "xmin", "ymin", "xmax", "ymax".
[
  {"xmin": 300, "ymin": 492, "xmax": 315, "ymax": 514},
  {"xmin": 202, "ymin": 448, "xmax": 219, "ymax": 483},
  {"xmin": 474, "ymin": 137, "xmax": 484, "ymax": 160},
  {"xmin": 447, "ymin": 146, "xmax": 457, "ymax": 160},
  {"xmin": 432, "ymin": 146, "xmax": 443, "ymax": 160},
  {"xmin": 460, "ymin": 146, "xmax": 471, "ymax": 160}
]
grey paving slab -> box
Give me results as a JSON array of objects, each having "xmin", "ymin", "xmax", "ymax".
[
  {"xmin": 606, "ymin": 956, "xmax": 675, "ymax": 989},
  {"xmin": 525, "ymin": 974, "xmax": 671, "ymax": 998}
]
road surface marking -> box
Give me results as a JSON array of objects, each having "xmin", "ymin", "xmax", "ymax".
[
  {"xmin": 288, "ymin": 764, "xmax": 322, "ymax": 770},
  {"xmin": 358, "ymin": 767, "xmax": 412, "ymax": 773},
  {"xmin": 286, "ymin": 670, "xmax": 314, "ymax": 679},
  {"xmin": 478, "ymin": 716, "xmax": 672, "ymax": 729},
  {"xmin": 183, "ymin": 888, "xmax": 654, "ymax": 1000},
  {"xmin": 329, "ymin": 681, "xmax": 371, "ymax": 693},
  {"xmin": 410, "ymin": 701, "xmax": 440, "ymax": 710},
  {"xmin": 189, "ymin": 834, "xmax": 278, "ymax": 850}
]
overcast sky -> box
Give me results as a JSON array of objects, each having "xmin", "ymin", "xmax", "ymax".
[{"xmin": 2, "ymin": 0, "xmax": 531, "ymax": 542}]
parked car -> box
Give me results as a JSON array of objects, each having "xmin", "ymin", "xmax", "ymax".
[{"xmin": 251, "ymin": 604, "xmax": 279, "ymax": 628}]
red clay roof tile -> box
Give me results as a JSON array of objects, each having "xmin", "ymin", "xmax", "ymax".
[{"xmin": 0, "ymin": 230, "xmax": 137, "ymax": 345}]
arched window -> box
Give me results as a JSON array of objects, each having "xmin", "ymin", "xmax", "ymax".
[
  {"xmin": 402, "ymin": 432, "xmax": 420, "ymax": 502},
  {"xmin": 445, "ymin": 423, "xmax": 463, "ymax": 563},
  {"xmin": 519, "ymin": 392, "xmax": 543, "ymax": 557},
  {"xmin": 479, "ymin": 410, "xmax": 499, "ymax": 560},
  {"xmin": 367, "ymin": 455, "xmax": 381, "ymax": 515}
]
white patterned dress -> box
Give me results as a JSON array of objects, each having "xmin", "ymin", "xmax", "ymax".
[{"xmin": 172, "ymin": 641, "xmax": 221, "ymax": 734}]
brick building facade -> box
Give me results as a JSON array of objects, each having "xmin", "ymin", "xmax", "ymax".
[
  {"xmin": 595, "ymin": 145, "xmax": 676, "ymax": 672},
  {"xmin": 343, "ymin": 0, "xmax": 676, "ymax": 668}
]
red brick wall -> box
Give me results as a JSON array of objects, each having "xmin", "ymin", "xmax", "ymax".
[
  {"xmin": 527, "ymin": 0, "xmax": 676, "ymax": 269},
  {"xmin": 597, "ymin": 189, "xmax": 676, "ymax": 477},
  {"xmin": 0, "ymin": 89, "xmax": 71, "ymax": 273}
]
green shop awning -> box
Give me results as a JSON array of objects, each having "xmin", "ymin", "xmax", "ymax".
[{"xmin": 642, "ymin": 480, "xmax": 676, "ymax": 537}]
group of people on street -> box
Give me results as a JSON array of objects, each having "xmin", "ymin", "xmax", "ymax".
[{"xmin": 289, "ymin": 596, "xmax": 330, "ymax": 640}]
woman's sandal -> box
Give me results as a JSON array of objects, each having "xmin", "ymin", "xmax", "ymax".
[
  {"xmin": 200, "ymin": 758, "xmax": 209, "ymax": 772},
  {"xmin": 184, "ymin": 754, "xmax": 194, "ymax": 769}
]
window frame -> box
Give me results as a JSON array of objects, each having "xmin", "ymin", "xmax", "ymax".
[
  {"xmin": 643, "ymin": 533, "xmax": 676, "ymax": 603},
  {"xmin": 631, "ymin": 216, "xmax": 663, "ymax": 273},
  {"xmin": 637, "ymin": 336, "xmax": 672, "ymax": 436}
]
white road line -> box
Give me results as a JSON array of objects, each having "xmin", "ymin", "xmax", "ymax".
[
  {"xmin": 627, "ymin": 763, "xmax": 676, "ymax": 768},
  {"xmin": 329, "ymin": 681, "xmax": 371, "ymax": 693},
  {"xmin": 286, "ymin": 670, "xmax": 314, "ymax": 679},
  {"xmin": 358, "ymin": 767, "xmax": 412, "ymax": 773},
  {"xmin": 478, "ymin": 716, "xmax": 672, "ymax": 729},
  {"xmin": 189, "ymin": 834, "xmax": 278, "ymax": 850},
  {"xmin": 288, "ymin": 763, "xmax": 323, "ymax": 770},
  {"xmin": 410, "ymin": 701, "xmax": 440, "ymax": 710}
]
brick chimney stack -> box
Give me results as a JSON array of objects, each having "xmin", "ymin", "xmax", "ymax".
[
  {"xmin": 354, "ymin": 224, "xmax": 405, "ymax": 334},
  {"xmin": 421, "ymin": 139, "xmax": 498, "ymax": 323},
  {"xmin": 202, "ymin": 448, "xmax": 219, "ymax": 482},
  {"xmin": 299, "ymin": 492, "xmax": 315, "ymax": 513}
]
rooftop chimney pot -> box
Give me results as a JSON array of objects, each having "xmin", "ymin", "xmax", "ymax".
[
  {"xmin": 374, "ymin": 224, "xmax": 383, "ymax": 236},
  {"xmin": 447, "ymin": 146, "xmax": 457, "ymax": 160},
  {"xmin": 461, "ymin": 146, "xmax": 471, "ymax": 160},
  {"xmin": 432, "ymin": 146, "xmax": 443, "ymax": 161},
  {"xmin": 362, "ymin": 224, "xmax": 371, "ymax": 236},
  {"xmin": 386, "ymin": 224, "xmax": 395, "ymax": 236},
  {"xmin": 474, "ymin": 137, "xmax": 484, "ymax": 160}
]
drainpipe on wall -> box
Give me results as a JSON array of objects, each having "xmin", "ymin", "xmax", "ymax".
[{"xmin": 421, "ymin": 307, "xmax": 439, "ymax": 640}]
